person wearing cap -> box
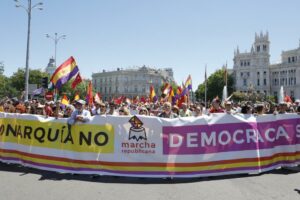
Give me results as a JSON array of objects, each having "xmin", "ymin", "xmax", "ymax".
[
  {"xmin": 67, "ymin": 99, "xmax": 91, "ymax": 125},
  {"xmin": 224, "ymin": 101, "xmax": 235, "ymax": 114},
  {"xmin": 92, "ymin": 101, "xmax": 106, "ymax": 116},
  {"xmin": 179, "ymin": 103, "xmax": 193, "ymax": 117},
  {"xmin": 209, "ymin": 98, "xmax": 224, "ymax": 114}
]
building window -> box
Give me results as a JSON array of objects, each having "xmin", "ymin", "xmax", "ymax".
[
  {"xmin": 263, "ymin": 45, "xmax": 267, "ymax": 51},
  {"xmin": 274, "ymin": 92, "xmax": 277, "ymax": 98},
  {"xmin": 263, "ymin": 71, "xmax": 266, "ymax": 76},
  {"xmin": 285, "ymin": 78, "xmax": 287, "ymax": 85},
  {"xmin": 263, "ymin": 79, "xmax": 266, "ymax": 86},
  {"xmin": 292, "ymin": 57, "xmax": 295, "ymax": 63},
  {"xmin": 109, "ymin": 87, "xmax": 111, "ymax": 93},
  {"xmin": 241, "ymin": 61, "xmax": 243, "ymax": 67},
  {"xmin": 257, "ymin": 46, "xmax": 260, "ymax": 52},
  {"xmin": 134, "ymin": 86, "xmax": 138, "ymax": 92},
  {"xmin": 241, "ymin": 72, "xmax": 243, "ymax": 77},
  {"xmin": 247, "ymin": 72, "xmax": 250, "ymax": 77},
  {"xmin": 288, "ymin": 57, "xmax": 291, "ymax": 63},
  {"xmin": 257, "ymin": 79, "xmax": 260, "ymax": 86},
  {"xmin": 247, "ymin": 61, "xmax": 250, "ymax": 66},
  {"xmin": 257, "ymin": 72, "xmax": 260, "ymax": 76},
  {"xmin": 243, "ymin": 79, "xmax": 247, "ymax": 86}
]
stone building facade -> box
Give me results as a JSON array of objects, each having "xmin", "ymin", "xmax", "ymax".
[
  {"xmin": 45, "ymin": 57, "xmax": 56, "ymax": 76},
  {"xmin": 91, "ymin": 66, "xmax": 174, "ymax": 101},
  {"xmin": 233, "ymin": 32, "xmax": 300, "ymax": 99}
]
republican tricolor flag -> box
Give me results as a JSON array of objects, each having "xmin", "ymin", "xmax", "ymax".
[
  {"xmin": 149, "ymin": 85, "xmax": 157, "ymax": 103},
  {"xmin": 50, "ymin": 56, "xmax": 79, "ymax": 89},
  {"xmin": 71, "ymin": 73, "xmax": 83, "ymax": 89}
]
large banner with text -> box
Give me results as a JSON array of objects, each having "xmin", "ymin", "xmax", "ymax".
[{"xmin": 0, "ymin": 112, "xmax": 300, "ymax": 178}]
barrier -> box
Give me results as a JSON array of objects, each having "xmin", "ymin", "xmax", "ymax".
[{"xmin": 0, "ymin": 112, "xmax": 300, "ymax": 178}]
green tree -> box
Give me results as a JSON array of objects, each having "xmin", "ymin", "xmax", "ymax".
[
  {"xmin": 195, "ymin": 69, "xmax": 234, "ymax": 102},
  {"xmin": 58, "ymin": 79, "xmax": 91, "ymax": 101},
  {"xmin": 0, "ymin": 74, "xmax": 18, "ymax": 98},
  {"xmin": 9, "ymin": 68, "xmax": 48, "ymax": 93}
]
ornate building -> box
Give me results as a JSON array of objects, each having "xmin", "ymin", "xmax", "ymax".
[
  {"xmin": 45, "ymin": 57, "xmax": 56, "ymax": 76},
  {"xmin": 92, "ymin": 66, "xmax": 174, "ymax": 101},
  {"xmin": 233, "ymin": 32, "xmax": 300, "ymax": 99}
]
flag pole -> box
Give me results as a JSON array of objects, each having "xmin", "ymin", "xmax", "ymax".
[
  {"xmin": 205, "ymin": 65, "xmax": 207, "ymax": 109},
  {"xmin": 225, "ymin": 61, "xmax": 228, "ymax": 86}
]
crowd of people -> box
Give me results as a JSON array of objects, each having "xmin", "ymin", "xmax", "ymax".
[
  {"xmin": 1, "ymin": 96, "xmax": 300, "ymax": 174},
  {"xmin": 1, "ymin": 96, "xmax": 300, "ymax": 121}
]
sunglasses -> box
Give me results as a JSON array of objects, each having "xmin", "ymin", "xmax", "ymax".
[{"xmin": 119, "ymin": 110, "xmax": 124, "ymax": 113}]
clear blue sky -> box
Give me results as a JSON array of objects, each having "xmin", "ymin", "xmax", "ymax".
[{"xmin": 1, "ymin": 0, "xmax": 300, "ymax": 90}]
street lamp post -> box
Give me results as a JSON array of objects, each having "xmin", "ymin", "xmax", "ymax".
[
  {"xmin": 46, "ymin": 33, "xmax": 66, "ymax": 67},
  {"xmin": 15, "ymin": 0, "xmax": 43, "ymax": 101}
]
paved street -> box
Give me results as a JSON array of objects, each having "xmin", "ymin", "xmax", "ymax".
[{"xmin": 0, "ymin": 163, "xmax": 299, "ymax": 200}]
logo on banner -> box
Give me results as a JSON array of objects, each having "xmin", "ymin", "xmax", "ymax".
[
  {"xmin": 121, "ymin": 116, "xmax": 156, "ymax": 154},
  {"xmin": 128, "ymin": 116, "xmax": 147, "ymax": 141}
]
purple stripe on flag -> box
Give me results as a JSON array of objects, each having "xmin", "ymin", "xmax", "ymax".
[{"xmin": 55, "ymin": 66, "xmax": 79, "ymax": 89}]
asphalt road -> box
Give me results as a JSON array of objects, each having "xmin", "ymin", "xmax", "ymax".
[{"xmin": 0, "ymin": 163, "xmax": 299, "ymax": 200}]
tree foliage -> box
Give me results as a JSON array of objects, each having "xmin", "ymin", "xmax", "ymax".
[
  {"xmin": 195, "ymin": 69, "xmax": 234, "ymax": 102},
  {"xmin": 9, "ymin": 68, "xmax": 48, "ymax": 92},
  {"xmin": 58, "ymin": 79, "xmax": 90, "ymax": 100}
]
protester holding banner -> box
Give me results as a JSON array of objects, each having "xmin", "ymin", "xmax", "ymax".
[
  {"xmin": 179, "ymin": 103, "xmax": 193, "ymax": 117},
  {"xmin": 159, "ymin": 102, "xmax": 178, "ymax": 118},
  {"xmin": 67, "ymin": 99, "xmax": 91, "ymax": 125},
  {"xmin": 208, "ymin": 98, "xmax": 224, "ymax": 114},
  {"xmin": 63, "ymin": 104, "xmax": 75, "ymax": 118}
]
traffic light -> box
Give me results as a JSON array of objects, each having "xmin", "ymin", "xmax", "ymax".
[{"xmin": 41, "ymin": 77, "xmax": 48, "ymax": 89}]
